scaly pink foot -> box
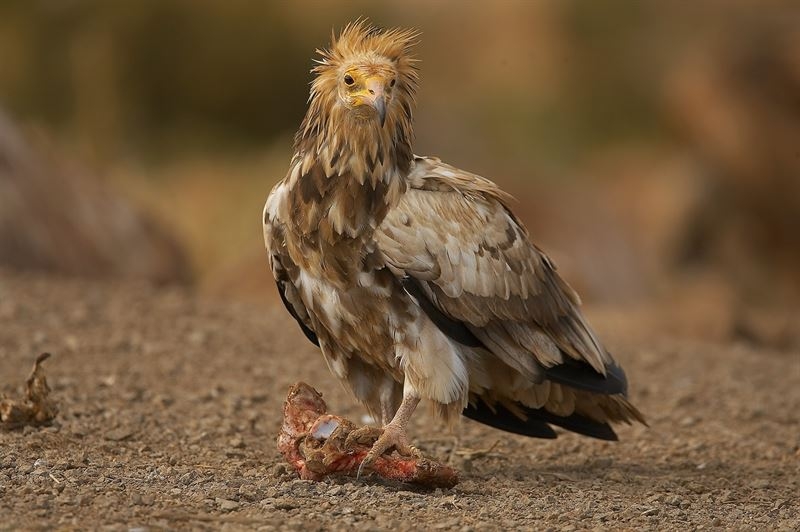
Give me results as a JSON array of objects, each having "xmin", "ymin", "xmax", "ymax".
[{"xmin": 352, "ymin": 393, "xmax": 422, "ymax": 478}]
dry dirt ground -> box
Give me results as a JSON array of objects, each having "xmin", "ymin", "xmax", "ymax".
[{"xmin": 0, "ymin": 270, "xmax": 798, "ymax": 531}]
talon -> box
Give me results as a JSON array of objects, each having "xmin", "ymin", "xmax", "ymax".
[
  {"xmin": 356, "ymin": 455, "xmax": 371, "ymax": 479},
  {"xmin": 357, "ymin": 444, "xmax": 384, "ymax": 479}
]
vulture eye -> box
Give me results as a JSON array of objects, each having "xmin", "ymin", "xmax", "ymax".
[
  {"xmin": 390, "ymin": 79, "xmax": 396, "ymax": 87},
  {"xmin": 344, "ymin": 74, "xmax": 355, "ymax": 86}
]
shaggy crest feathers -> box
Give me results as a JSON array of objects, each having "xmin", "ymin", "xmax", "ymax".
[{"xmin": 312, "ymin": 19, "xmax": 420, "ymax": 90}]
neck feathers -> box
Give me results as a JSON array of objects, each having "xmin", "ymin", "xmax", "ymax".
[
  {"xmin": 294, "ymin": 97, "xmax": 414, "ymax": 185},
  {"xmin": 284, "ymin": 93, "xmax": 412, "ymax": 243},
  {"xmin": 284, "ymin": 105, "xmax": 410, "ymax": 244},
  {"xmin": 285, "ymin": 159, "xmax": 405, "ymax": 246}
]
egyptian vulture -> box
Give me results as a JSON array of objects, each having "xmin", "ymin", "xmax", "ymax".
[{"xmin": 264, "ymin": 21, "xmax": 645, "ymax": 470}]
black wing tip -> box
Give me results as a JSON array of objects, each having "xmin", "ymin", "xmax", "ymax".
[
  {"xmin": 605, "ymin": 360, "xmax": 629, "ymax": 394},
  {"xmin": 544, "ymin": 358, "xmax": 628, "ymax": 396},
  {"xmin": 463, "ymin": 399, "xmax": 619, "ymax": 441}
]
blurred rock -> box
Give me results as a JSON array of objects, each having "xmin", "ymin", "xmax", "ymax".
[
  {"xmin": 666, "ymin": 18, "xmax": 800, "ymax": 305},
  {"xmin": 0, "ymin": 110, "xmax": 191, "ymax": 284},
  {"xmin": 509, "ymin": 150, "xmax": 704, "ymax": 306},
  {"xmin": 203, "ymin": 249, "xmax": 275, "ymax": 305}
]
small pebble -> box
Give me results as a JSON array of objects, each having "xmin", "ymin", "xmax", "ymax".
[{"xmin": 216, "ymin": 498, "xmax": 239, "ymax": 512}]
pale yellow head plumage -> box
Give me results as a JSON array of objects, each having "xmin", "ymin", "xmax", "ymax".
[{"xmin": 307, "ymin": 20, "xmax": 419, "ymax": 131}]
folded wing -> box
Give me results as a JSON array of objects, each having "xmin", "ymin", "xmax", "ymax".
[{"xmin": 375, "ymin": 157, "xmax": 644, "ymax": 438}]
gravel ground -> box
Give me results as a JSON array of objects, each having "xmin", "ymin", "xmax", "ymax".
[{"xmin": 0, "ymin": 270, "xmax": 798, "ymax": 531}]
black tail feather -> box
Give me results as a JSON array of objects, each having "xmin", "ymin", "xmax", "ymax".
[
  {"xmin": 463, "ymin": 399, "xmax": 558, "ymax": 439},
  {"xmin": 463, "ymin": 398, "xmax": 618, "ymax": 441}
]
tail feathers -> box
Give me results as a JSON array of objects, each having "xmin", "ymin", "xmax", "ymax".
[{"xmin": 462, "ymin": 397, "xmax": 619, "ymax": 441}]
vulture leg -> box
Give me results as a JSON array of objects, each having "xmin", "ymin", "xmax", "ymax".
[{"xmin": 353, "ymin": 393, "xmax": 422, "ymax": 478}]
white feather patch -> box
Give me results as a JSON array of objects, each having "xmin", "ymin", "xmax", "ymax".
[{"xmin": 397, "ymin": 318, "xmax": 469, "ymax": 406}]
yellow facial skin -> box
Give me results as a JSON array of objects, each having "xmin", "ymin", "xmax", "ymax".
[{"xmin": 341, "ymin": 68, "xmax": 396, "ymax": 126}]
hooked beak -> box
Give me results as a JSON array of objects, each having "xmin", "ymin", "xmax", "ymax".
[
  {"xmin": 373, "ymin": 96, "xmax": 386, "ymax": 127},
  {"xmin": 362, "ymin": 77, "xmax": 387, "ymax": 127}
]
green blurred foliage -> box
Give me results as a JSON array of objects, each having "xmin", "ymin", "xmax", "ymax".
[
  {"xmin": 0, "ymin": 0, "xmax": 673, "ymax": 165},
  {"xmin": 0, "ymin": 0, "xmax": 318, "ymax": 158}
]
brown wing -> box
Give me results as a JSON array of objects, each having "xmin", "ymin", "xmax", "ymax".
[
  {"xmin": 263, "ymin": 192, "xmax": 319, "ymax": 347},
  {"xmin": 375, "ymin": 157, "xmax": 626, "ymax": 396}
]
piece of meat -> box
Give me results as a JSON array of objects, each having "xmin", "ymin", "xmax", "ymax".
[{"xmin": 277, "ymin": 382, "xmax": 458, "ymax": 488}]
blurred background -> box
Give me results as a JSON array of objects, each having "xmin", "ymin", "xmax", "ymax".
[{"xmin": 1, "ymin": 0, "xmax": 798, "ymax": 345}]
